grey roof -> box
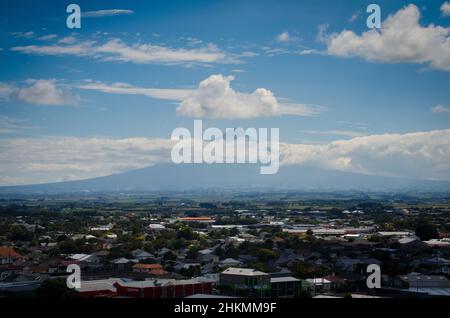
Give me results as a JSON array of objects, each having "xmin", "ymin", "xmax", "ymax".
[
  {"xmin": 221, "ymin": 267, "xmax": 267, "ymax": 276},
  {"xmin": 219, "ymin": 258, "xmax": 242, "ymax": 265},
  {"xmin": 270, "ymin": 277, "xmax": 300, "ymax": 283}
]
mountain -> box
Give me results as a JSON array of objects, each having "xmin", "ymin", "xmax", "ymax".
[{"xmin": 1, "ymin": 163, "xmax": 450, "ymax": 195}]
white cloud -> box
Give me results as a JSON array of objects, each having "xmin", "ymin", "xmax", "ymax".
[
  {"xmin": 1, "ymin": 129, "xmax": 450, "ymax": 185},
  {"xmin": 0, "ymin": 116, "xmax": 37, "ymax": 134},
  {"xmin": 326, "ymin": 5, "xmax": 450, "ymax": 72},
  {"xmin": 78, "ymin": 75, "xmax": 324, "ymax": 118},
  {"xmin": 0, "ymin": 80, "xmax": 78, "ymax": 106},
  {"xmin": 281, "ymin": 129, "xmax": 450, "ymax": 181},
  {"xmin": 441, "ymin": 2, "xmax": 450, "ymax": 16},
  {"xmin": 0, "ymin": 137, "xmax": 173, "ymax": 185},
  {"xmin": 11, "ymin": 31, "xmax": 35, "ymax": 39},
  {"xmin": 11, "ymin": 38, "xmax": 239, "ymax": 65},
  {"xmin": 276, "ymin": 31, "xmax": 291, "ymax": 42},
  {"xmin": 349, "ymin": 11, "xmax": 361, "ymax": 23},
  {"xmin": 176, "ymin": 74, "xmax": 324, "ymax": 119},
  {"xmin": 82, "ymin": 9, "xmax": 134, "ymax": 18},
  {"xmin": 58, "ymin": 36, "xmax": 77, "ymax": 44},
  {"xmin": 37, "ymin": 34, "xmax": 57, "ymax": 41},
  {"xmin": 78, "ymin": 81, "xmax": 193, "ymax": 101},
  {"xmin": 432, "ymin": 104, "xmax": 450, "ymax": 113},
  {"xmin": 299, "ymin": 129, "xmax": 367, "ymax": 138}
]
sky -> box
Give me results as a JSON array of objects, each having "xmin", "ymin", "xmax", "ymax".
[{"xmin": 0, "ymin": 0, "xmax": 449, "ymax": 185}]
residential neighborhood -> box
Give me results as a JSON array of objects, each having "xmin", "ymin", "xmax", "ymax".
[{"xmin": 1, "ymin": 194, "xmax": 450, "ymax": 298}]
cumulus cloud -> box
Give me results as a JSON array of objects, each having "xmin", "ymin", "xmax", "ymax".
[
  {"xmin": 11, "ymin": 38, "xmax": 239, "ymax": 65},
  {"xmin": 441, "ymin": 2, "xmax": 450, "ymax": 16},
  {"xmin": 0, "ymin": 137, "xmax": 174, "ymax": 185},
  {"xmin": 325, "ymin": 4, "xmax": 450, "ymax": 72},
  {"xmin": 432, "ymin": 104, "xmax": 450, "ymax": 113},
  {"xmin": 176, "ymin": 74, "xmax": 325, "ymax": 119},
  {"xmin": 0, "ymin": 80, "xmax": 78, "ymax": 106},
  {"xmin": 82, "ymin": 9, "xmax": 134, "ymax": 18},
  {"xmin": 77, "ymin": 75, "xmax": 324, "ymax": 118},
  {"xmin": 281, "ymin": 129, "xmax": 450, "ymax": 181}
]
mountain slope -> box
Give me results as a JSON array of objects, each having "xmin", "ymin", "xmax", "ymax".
[{"xmin": 1, "ymin": 163, "xmax": 450, "ymax": 194}]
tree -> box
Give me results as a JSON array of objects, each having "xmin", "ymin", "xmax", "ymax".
[
  {"xmin": 255, "ymin": 248, "xmax": 278, "ymax": 262},
  {"xmin": 36, "ymin": 279, "xmax": 73, "ymax": 298},
  {"xmin": 9, "ymin": 225, "xmax": 33, "ymax": 241},
  {"xmin": 415, "ymin": 219, "xmax": 439, "ymax": 241}
]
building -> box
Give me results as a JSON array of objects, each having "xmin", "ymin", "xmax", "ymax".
[
  {"xmin": 270, "ymin": 276, "xmax": 301, "ymax": 298},
  {"xmin": 0, "ymin": 247, "xmax": 24, "ymax": 265},
  {"xmin": 178, "ymin": 217, "xmax": 215, "ymax": 224},
  {"xmin": 111, "ymin": 257, "xmax": 136, "ymax": 272},
  {"xmin": 220, "ymin": 268, "xmax": 270, "ymax": 297},
  {"xmin": 131, "ymin": 249, "xmax": 155, "ymax": 261},
  {"xmin": 114, "ymin": 278, "xmax": 213, "ymax": 298},
  {"xmin": 132, "ymin": 263, "xmax": 164, "ymax": 274}
]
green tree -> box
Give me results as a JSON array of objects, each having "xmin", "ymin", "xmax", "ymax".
[
  {"xmin": 36, "ymin": 279, "xmax": 73, "ymax": 299},
  {"xmin": 415, "ymin": 219, "xmax": 439, "ymax": 241}
]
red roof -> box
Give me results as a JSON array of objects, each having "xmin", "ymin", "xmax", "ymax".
[
  {"xmin": 132, "ymin": 263, "xmax": 163, "ymax": 270},
  {"xmin": 148, "ymin": 269, "xmax": 169, "ymax": 276},
  {"xmin": 0, "ymin": 246, "xmax": 23, "ymax": 259}
]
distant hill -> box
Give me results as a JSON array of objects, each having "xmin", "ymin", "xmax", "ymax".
[{"xmin": 1, "ymin": 163, "xmax": 450, "ymax": 195}]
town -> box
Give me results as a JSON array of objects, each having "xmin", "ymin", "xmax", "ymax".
[{"xmin": 1, "ymin": 191, "xmax": 449, "ymax": 299}]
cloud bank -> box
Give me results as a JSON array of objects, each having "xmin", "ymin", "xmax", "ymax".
[
  {"xmin": 281, "ymin": 129, "xmax": 450, "ymax": 181},
  {"xmin": 1, "ymin": 129, "xmax": 450, "ymax": 185},
  {"xmin": 0, "ymin": 137, "xmax": 174, "ymax": 185}
]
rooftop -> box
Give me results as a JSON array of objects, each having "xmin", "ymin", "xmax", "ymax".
[{"xmin": 221, "ymin": 267, "xmax": 268, "ymax": 276}]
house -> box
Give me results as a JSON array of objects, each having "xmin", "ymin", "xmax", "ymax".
[
  {"xmin": 322, "ymin": 275, "xmax": 347, "ymax": 290},
  {"xmin": 306, "ymin": 278, "xmax": 332, "ymax": 292},
  {"xmin": 148, "ymin": 224, "xmax": 166, "ymax": 231},
  {"xmin": 424, "ymin": 239, "xmax": 450, "ymax": 248},
  {"xmin": 90, "ymin": 223, "xmax": 114, "ymax": 232},
  {"xmin": 132, "ymin": 263, "xmax": 166, "ymax": 274},
  {"xmin": 0, "ymin": 272, "xmax": 47, "ymax": 296},
  {"xmin": 173, "ymin": 262, "xmax": 201, "ymax": 274},
  {"xmin": 131, "ymin": 249, "xmax": 155, "ymax": 261},
  {"xmin": 0, "ymin": 247, "xmax": 24, "ymax": 265},
  {"xmin": 394, "ymin": 273, "xmax": 450, "ymax": 289},
  {"xmin": 270, "ymin": 276, "xmax": 301, "ymax": 298},
  {"xmin": 65, "ymin": 253, "xmax": 101, "ymax": 271},
  {"xmin": 111, "ymin": 257, "xmax": 136, "ymax": 272},
  {"xmin": 219, "ymin": 258, "xmax": 242, "ymax": 268},
  {"xmin": 198, "ymin": 248, "xmax": 219, "ymax": 264},
  {"xmin": 220, "ymin": 267, "xmax": 270, "ymax": 297}
]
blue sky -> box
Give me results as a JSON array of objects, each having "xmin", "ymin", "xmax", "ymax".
[{"xmin": 0, "ymin": 0, "xmax": 450, "ymax": 185}]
